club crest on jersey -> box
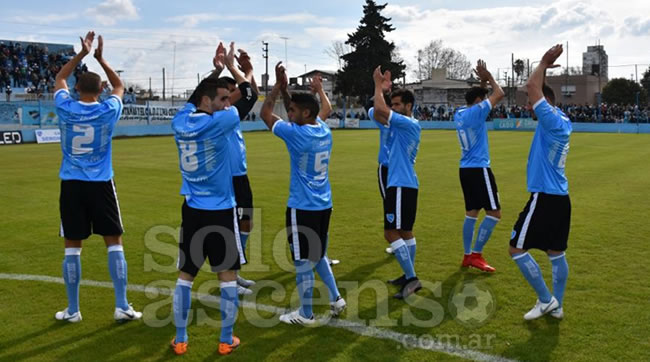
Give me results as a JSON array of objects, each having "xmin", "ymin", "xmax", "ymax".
[
  {"xmin": 386, "ymin": 213, "xmax": 395, "ymax": 223},
  {"xmin": 511, "ymin": 230, "xmax": 517, "ymax": 239}
]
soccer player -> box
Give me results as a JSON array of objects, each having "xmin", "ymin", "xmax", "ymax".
[
  {"xmin": 54, "ymin": 32, "xmax": 141, "ymax": 323},
  {"xmin": 169, "ymin": 42, "xmax": 255, "ymax": 356},
  {"xmin": 260, "ymin": 62, "xmax": 346, "ymax": 325},
  {"xmin": 510, "ymin": 44, "xmax": 571, "ymax": 320},
  {"xmin": 454, "ymin": 60, "xmax": 505, "ymax": 272},
  {"xmin": 369, "ymin": 66, "xmax": 422, "ymax": 299},
  {"xmin": 207, "ymin": 43, "xmax": 259, "ymax": 295}
]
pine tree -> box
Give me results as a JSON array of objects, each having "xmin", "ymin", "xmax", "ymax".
[{"xmin": 335, "ymin": 0, "xmax": 406, "ymax": 99}]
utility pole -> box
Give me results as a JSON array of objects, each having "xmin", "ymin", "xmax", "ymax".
[
  {"xmin": 511, "ymin": 53, "xmax": 514, "ymax": 104},
  {"xmin": 417, "ymin": 50, "xmax": 422, "ymax": 81},
  {"xmin": 262, "ymin": 41, "xmax": 269, "ymax": 97},
  {"xmin": 565, "ymin": 41, "xmax": 569, "ymax": 102},
  {"xmin": 197, "ymin": 73, "xmax": 200, "ymax": 85},
  {"xmin": 162, "ymin": 68, "xmax": 166, "ymax": 100},
  {"xmin": 597, "ymin": 39, "xmax": 601, "ymax": 120},
  {"xmin": 635, "ymin": 64, "xmax": 638, "ymax": 83}
]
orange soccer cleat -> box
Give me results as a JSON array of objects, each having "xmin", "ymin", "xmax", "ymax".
[
  {"xmin": 170, "ymin": 337, "xmax": 188, "ymax": 355},
  {"xmin": 218, "ymin": 336, "xmax": 240, "ymax": 355}
]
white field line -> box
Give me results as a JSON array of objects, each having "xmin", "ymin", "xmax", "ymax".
[{"xmin": 0, "ymin": 273, "xmax": 516, "ymax": 362}]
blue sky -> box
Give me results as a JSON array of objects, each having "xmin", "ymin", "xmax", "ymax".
[{"xmin": 1, "ymin": 0, "xmax": 649, "ymax": 95}]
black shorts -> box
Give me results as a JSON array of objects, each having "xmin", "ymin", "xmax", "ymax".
[
  {"xmin": 383, "ymin": 187, "xmax": 418, "ymax": 231},
  {"xmin": 233, "ymin": 174, "xmax": 253, "ymax": 222},
  {"xmin": 510, "ymin": 192, "xmax": 571, "ymax": 252},
  {"xmin": 459, "ymin": 167, "xmax": 501, "ymax": 211},
  {"xmin": 59, "ymin": 179, "xmax": 124, "ymax": 240},
  {"xmin": 178, "ymin": 201, "xmax": 246, "ymax": 276},
  {"xmin": 377, "ymin": 164, "xmax": 388, "ymax": 199},
  {"xmin": 286, "ymin": 208, "xmax": 331, "ymax": 262}
]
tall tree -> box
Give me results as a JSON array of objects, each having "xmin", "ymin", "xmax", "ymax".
[
  {"xmin": 335, "ymin": 0, "xmax": 406, "ymax": 98},
  {"xmin": 602, "ymin": 78, "xmax": 648, "ymax": 106},
  {"xmin": 413, "ymin": 40, "xmax": 472, "ymax": 80},
  {"xmin": 641, "ymin": 66, "xmax": 650, "ymax": 100}
]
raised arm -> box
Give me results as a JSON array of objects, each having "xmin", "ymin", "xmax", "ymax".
[
  {"xmin": 236, "ymin": 49, "xmax": 260, "ymax": 95},
  {"xmin": 526, "ymin": 44, "xmax": 563, "ymax": 105},
  {"xmin": 225, "ymin": 42, "xmax": 250, "ymax": 86},
  {"xmin": 93, "ymin": 35, "xmax": 124, "ymax": 98},
  {"xmin": 310, "ymin": 74, "xmax": 331, "ymax": 120},
  {"xmin": 55, "ymin": 31, "xmax": 94, "ymax": 92},
  {"xmin": 260, "ymin": 83, "xmax": 282, "ymax": 130},
  {"xmin": 275, "ymin": 61, "xmax": 291, "ymax": 112},
  {"xmin": 206, "ymin": 42, "xmax": 226, "ymax": 81},
  {"xmin": 475, "ymin": 60, "xmax": 504, "ymax": 107},
  {"xmin": 372, "ymin": 66, "xmax": 392, "ymax": 125}
]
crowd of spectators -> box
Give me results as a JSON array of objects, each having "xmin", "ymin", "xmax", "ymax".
[{"xmin": 0, "ymin": 41, "xmax": 79, "ymax": 96}]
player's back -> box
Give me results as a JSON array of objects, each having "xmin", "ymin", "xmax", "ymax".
[
  {"xmin": 172, "ymin": 103, "xmax": 240, "ymax": 210},
  {"xmin": 55, "ymin": 89, "xmax": 123, "ymax": 181},
  {"xmin": 454, "ymin": 99, "xmax": 492, "ymax": 168},
  {"xmin": 369, "ymin": 108, "xmax": 391, "ymax": 166},
  {"xmin": 273, "ymin": 119, "xmax": 333, "ymax": 210},
  {"xmin": 528, "ymin": 99, "xmax": 572, "ymax": 195}
]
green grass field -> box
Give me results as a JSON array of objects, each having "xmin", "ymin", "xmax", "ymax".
[{"xmin": 1, "ymin": 129, "xmax": 649, "ymax": 361}]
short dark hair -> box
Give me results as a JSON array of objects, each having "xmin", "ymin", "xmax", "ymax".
[
  {"xmin": 78, "ymin": 72, "xmax": 101, "ymax": 94},
  {"xmin": 219, "ymin": 76, "xmax": 236, "ymax": 87},
  {"xmin": 291, "ymin": 93, "xmax": 319, "ymax": 118},
  {"xmin": 542, "ymin": 84, "xmax": 555, "ymax": 105},
  {"xmin": 188, "ymin": 78, "xmax": 230, "ymax": 107},
  {"xmin": 390, "ymin": 88, "xmax": 415, "ymax": 107},
  {"xmin": 465, "ymin": 86, "xmax": 489, "ymax": 105}
]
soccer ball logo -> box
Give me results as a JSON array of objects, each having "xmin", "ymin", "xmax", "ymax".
[{"xmin": 448, "ymin": 280, "xmax": 496, "ymax": 327}]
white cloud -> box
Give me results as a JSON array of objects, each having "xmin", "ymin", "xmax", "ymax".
[
  {"xmin": 166, "ymin": 12, "xmax": 337, "ymax": 28},
  {"xmin": 9, "ymin": 13, "xmax": 77, "ymax": 25},
  {"xmin": 86, "ymin": 0, "xmax": 139, "ymax": 26}
]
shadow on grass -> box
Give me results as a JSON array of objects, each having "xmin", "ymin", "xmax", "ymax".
[{"xmin": 501, "ymin": 318, "xmax": 561, "ymax": 361}]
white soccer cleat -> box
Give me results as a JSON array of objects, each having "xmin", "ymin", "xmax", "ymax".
[
  {"xmin": 523, "ymin": 297, "xmax": 559, "ymax": 320},
  {"xmin": 330, "ymin": 297, "xmax": 347, "ymax": 317},
  {"xmin": 385, "ymin": 247, "xmax": 393, "ymax": 255},
  {"xmin": 237, "ymin": 275, "xmax": 256, "ymax": 288},
  {"xmin": 279, "ymin": 309, "xmax": 316, "ymax": 326},
  {"xmin": 237, "ymin": 286, "xmax": 253, "ymax": 296},
  {"xmin": 550, "ymin": 307, "xmax": 564, "ymax": 320},
  {"xmin": 114, "ymin": 304, "xmax": 143, "ymax": 322},
  {"xmin": 55, "ymin": 308, "xmax": 82, "ymax": 323}
]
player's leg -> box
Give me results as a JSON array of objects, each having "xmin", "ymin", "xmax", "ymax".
[
  {"xmin": 233, "ymin": 175, "xmax": 255, "ymax": 290},
  {"xmin": 393, "ymin": 188, "xmax": 421, "ymax": 299},
  {"xmin": 469, "ymin": 168, "xmax": 501, "ymax": 272},
  {"xmin": 378, "ymin": 164, "xmax": 393, "ymax": 255},
  {"xmin": 509, "ymin": 193, "xmax": 558, "ymax": 319},
  {"xmin": 548, "ymin": 194, "xmax": 571, "ymax": 319},
  {"xmin": 384, "ymin": 187, "xmax": 415, "ymax": 287},
  {"xmin": 103, "ymin": 235, "xmax": 141, "ymax": 320},
  {"xmin": 217, "ymin": 270, "xmax": 240, "ymax": 355},
  {"xmin": 460, "ymin": 168, "xmax": 479, "ymax": 264},
  {"xmin": 462, "ymin": 210, "xmax": 479, "ymax": 266},
  {"xmin": 56, "ymin": 180, "xmax": 89, "ymax": 322},
  {"xmin": 313, "ymin": 209, "xmax": 346, "ymax": 316},
  {"xmin": 280, "ymin": 208, "xmax": 316, "ymax": 325},
  {"xmin": 171, "ymin": 201, "xmax": 206, "ymax": 354}
]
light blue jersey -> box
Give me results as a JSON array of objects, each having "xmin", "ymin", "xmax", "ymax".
[
  {"xmin": 369, "ymin": 108, "xmax": 390, "ymax": 166},
  {"xmin": 55, "ymin": 89, "xmax": 123, "ymax": 181},
  {"xmin": 528, "ymin": 99, "xmax": 572, "ymax": 195},
  {"xmin": 386, "ymin": 111, "xmax": 421, "ymax": 189},
  {"xmin": 228, "ymin": 127, "xmax": 247, "ymax": 176},
  {"xmin": 272, "ymin": 119, "xmax": 333, "ymax": 210},
  {"xmin": 172, "ymin": 103, "xmax": 240, "ymax": 210},
  {"xmin": 454, "ymin": 99, "xmax": 492, "ymax": 168}
]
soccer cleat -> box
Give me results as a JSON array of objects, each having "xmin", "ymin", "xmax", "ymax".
[
  {"xmin": 330, "ymin": 296, "xmax": 347, "ymax": 317},
  {"xmin": 469, "ymin": 253, "xmax": 496, "ymax": 273},
  {"xmin": 237, "ymin": 286, "xmax": 253, "ymax": 296},
  {"xmin": 523, "ymin": 297, "xmax": 559, "ymax": 320},
  {"xmin": 279, "ymin": 309, "xmax": 316, "ymax": 326},
  {"xmin": 461, "ymin": 254, "xmax": 472, "ymax": 268},
  {"xmin": 237, "ymin": 275, "xmax": 256, "ymax": 288},
  {"xmin": 218, "ymin": 336, "xmax": 240, "ymax": 355},
  {"xmin": 385, "ymin": 247, "xmax": 393, "ymax": 255},
  {"xmin": 114, "ymin": 304, "xmax": 143, "ymax": 322},
  {"xmin": 550, "ymin": 307, "xmax": 564, "ymax": 320},
  {"xmin": 170, "ymin": 337, "xmax": 188, "ymax": 355},
  {"xmin": 55, "ymin": 308, "xmax": 82, "ymax": 323},
  {"xmin": 387, "ymin": 274, "xmax": 407, "ymax": 287},
  {"xmin": 393, "ymin": 277, "xmax": 422, "ymax": 300}
]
